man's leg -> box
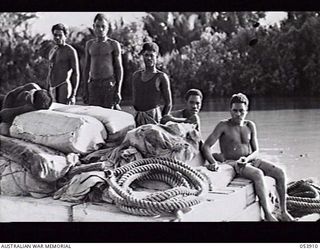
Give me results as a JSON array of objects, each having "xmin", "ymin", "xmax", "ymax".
[
  {"xmin": 255, "ymin": 160, "xmax": 294, "ymax": 221},
  {"xmin": 241, "ymin": 164, "xmax": 278, "ymax": 221},
  {"xmin": 103, "ymin": 83, "xmax": 116, "ymax": 109},
  {"xmin": 56, "ymin": 84, "xmax": 68, "ymax": 104},
  {"xmin": 88, "ymin": 80, "xmax": 103, "ymax": 107}
]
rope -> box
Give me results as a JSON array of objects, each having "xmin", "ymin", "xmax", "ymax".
[
  {"xmin": 104, "ymin": 157, "xmax": 209, "ymax": 217},
  {"xmin": 286, "ymin": 179, "xmax": 320, "ymax": 218}
]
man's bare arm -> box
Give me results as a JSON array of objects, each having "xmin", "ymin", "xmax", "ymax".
[
  {"xmin": 160, "ymin": 73, "xmax": 172, "ymax": 116},
  {"xmin": 245, "ymin": 120, "xmax": 260, "ymax": 162},
  {"xmin": 82, "ymin": 40, "xmax": 92, "ymax": 102},
  {"xmin": 69, "ymin": 46, "xmax": 80, "ymax": 99},
  {"xmin": 202, "ymin": 121, "xmax": 225, "ymax": 164},
  {"xmin": 113, "ymin": 41, "xmax": 124, "ymax": 100},
  {"xmin": 0, "ymin": 105, "xmax": 36, "ymax": 123},
  {"xmin": 2, "ymin": 83, "xmax": 40, "ymax": 108}
]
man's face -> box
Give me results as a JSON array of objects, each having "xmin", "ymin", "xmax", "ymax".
[
  {"xmin": 53, "ymin": 30, "xmax": 66, "ymax": 45},
  {"xmin": 230, "ymin": 103, "xmax": 248, "ymax": 124},
  {"xmin": 143, "ymin": 51, "xmax": 157, "ymax": 68},
  {"xmin": 186, "ymin": 95, "xmax": 202, "ymax": 115},
  {"xmin": 94, "ymin": 20, "xmax": 108, "ymax": 38}
]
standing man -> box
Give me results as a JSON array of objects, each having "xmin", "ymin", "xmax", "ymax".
[
  {"xmin": 161, "ymin": 88, "xmax": 202, "ymax": 131},
  {"xmin": 83, "ymin": 13, "xmax": 123, "ymax": 109},
  {"xmin": 132, "ymin": 42, "xmax": 172, "ymax": 127},
  {"xmin": 47, "ymin": 23, "xmax": 80, "ymax": 104},
  {"xmin": 202, "ymin": 93, "xmax": 294, "ymax": 221}
]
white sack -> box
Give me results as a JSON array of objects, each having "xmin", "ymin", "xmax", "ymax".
[
  {"xmin": 9, "ymin": 110, "xmax": 107, "ymax": 154},
  {"xmin": 52, "ymin": 104, "xmax": 135, "ymax": 145}
]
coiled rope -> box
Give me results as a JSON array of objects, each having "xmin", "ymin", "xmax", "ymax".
[
  {"xmin": 287, "ymin": 179, "xmax": 320, "ymax": 218},
  {"xmin": 104, "ymin": 157, "xmax": 209, "ymax": 217}
]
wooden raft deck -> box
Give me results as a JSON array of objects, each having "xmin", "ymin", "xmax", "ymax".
[{"xmin": 0, "ymin": 176, "xmax": 277, "ymax": 222}]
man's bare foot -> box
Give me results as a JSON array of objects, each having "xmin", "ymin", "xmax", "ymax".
[
  {"xmin": 265, "ymin": 213, "xmax": 278, "ymax": 221},
  {"xmin": 280, "ymin": 211, "xmax": 294, "ymax": 221}
]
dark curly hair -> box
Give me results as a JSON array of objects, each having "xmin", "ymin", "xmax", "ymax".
[
  {"xmin": 230, "ymin": 93, "xmax": 249, "ymax": 108},
  {"xmin": 33, "ymin": 90, "xmax": 53, "ymax": 110},
  {"xmin": 185, "ymin": 89, "xmax": 203, "ymax": 101},
  {"xmin": 51, "ymin": 23, "xmax": 67, "ymax": 35}
]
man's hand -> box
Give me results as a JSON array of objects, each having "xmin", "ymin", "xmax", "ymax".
[
  {"xmin": 82, "ymin": 90, "xmax": 88, "ymax": 104},
  {"xmin": 237, "ymin": 156, "xmax": 248, "ymax": 169},
  {"xmin": 205, "ymin": 161, "xmax": 219, "ymax": 172},
  {"xmin": 114, "ymin": 91, "xmax": 122, "ymax": 105},
  {"xmin": 237, "ymin": 156, "xmax": 248, "ymax": 164},
  {"xmin": 67, "ymin": 95, "xmax": 76, "ymax": 105},
  {"xmin": 186, "ymin": 114, "xmax": 199, "ymax": 125},
  {"xmin": 160, "ymin": 114, "xmax": 173, "ymax": 124}
]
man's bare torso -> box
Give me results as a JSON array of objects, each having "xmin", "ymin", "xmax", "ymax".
[
  {"xmin": 49, "ymin": 44, "xmax": 74, "ymax": 87},
  {"xmin": 219, "ymin": 119, "xmax": 253, "ymax": 160},
  {"xmin": 88, "ymin": 39, "xmax": 115, "ymax": 80}
]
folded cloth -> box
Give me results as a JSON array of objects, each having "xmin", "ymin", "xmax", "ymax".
[
  {"xmin": 53, "ymin": 171, "xmax": 107, "ymax": 202},
  {"xmin": 124, "ymin": 122, "xmax": 201, "ymax": 162}
]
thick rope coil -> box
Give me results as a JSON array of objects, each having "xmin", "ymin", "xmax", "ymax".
[
  {"xmin": 105, "ymin": 157, "xmax": 209, "ymax": 217},
  {"xmin": 286, "ymin": 179, "xmax": 320, "ymax": 218},
  {"xmin": 135, "ymin": 172, "xmax": 190, "ymax": 189},
  {"xmin": 107, "ymin": 174, "xmax": 203, "ymax": 213}
]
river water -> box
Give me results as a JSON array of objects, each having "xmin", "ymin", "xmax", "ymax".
[
  {"xmin": 196, "ymin": 97, "xmax": 320, "ymax": 183},
  {"xmin": 123, "ymin": 97, "xmax": 320, "ymax": 182}
]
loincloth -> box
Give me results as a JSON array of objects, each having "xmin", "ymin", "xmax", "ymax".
[{"xmin": 134, "ymin": 107, "xmax": 162, "ymax": 127}]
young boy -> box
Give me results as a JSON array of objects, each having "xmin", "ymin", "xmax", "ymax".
[{"xmin": 202, "ymin": 93, "xmax": 294, "ymax": 221}]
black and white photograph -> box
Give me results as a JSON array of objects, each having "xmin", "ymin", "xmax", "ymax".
[{"xmin": 0, "ymin": 6, "xmax": 320, "ymax": 244}]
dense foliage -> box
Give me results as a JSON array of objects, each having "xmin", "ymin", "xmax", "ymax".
[{"xmin": 1, "ymin": 11, "xmax": 320, "ymax": 100}]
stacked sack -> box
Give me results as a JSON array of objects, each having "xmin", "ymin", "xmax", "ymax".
[
  {"xmin": 0, "ymin": 135, "xmax": 79, "ymax": 198},
  {"xmin": 51, "ymin": 104, "xmax": 135, "ymax": 147},
  {"xmin": 0, "ymin": 105, "xmax": 135, "ymax": 198}
]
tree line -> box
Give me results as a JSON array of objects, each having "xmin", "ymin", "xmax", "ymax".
[{"xmin": 1, "ymin": 11, "xmax": 320, "ymax": 101}]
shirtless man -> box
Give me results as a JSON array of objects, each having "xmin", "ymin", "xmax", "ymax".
[
  {"xmin": 47, "ymin": 23, "xmax": 80, "ymax": 104},
  {"xmin": 161, "ymin": 89, "xmax": 202, "ymax": 131},
  {"xmin": 202, "ymin": 93, "xmax": 294, "ymax": 221},
  {"xmin": 83, "ymin": 13, "xmax": 123, "ymax": 109},
  {"xmin": 0, "ymin": 83, "xmax": 52, "ymax": 135},
  {"xmin": 132, "ymin": 42, "xmax": 172, "ymax": 127}
]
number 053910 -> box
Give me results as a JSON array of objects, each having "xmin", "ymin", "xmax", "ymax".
[{"xmin": 300, "ymin": 244, "xmax": 318, "ymax": 248}]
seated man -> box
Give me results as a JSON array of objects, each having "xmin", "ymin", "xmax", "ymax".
[
  {"xmin": 161, "ymin": 89, "xmax": 202, "ymax": 132},
  {"xmin": 0, "ymin": 83, "xmax": 53, "ymax": 135},
  {"xmin": 201, "ymin": 93, "xmax": 294, "ymax": 221}
]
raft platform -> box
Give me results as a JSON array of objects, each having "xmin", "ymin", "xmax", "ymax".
[{"xmin": 0, "ymin": 172, "xmax": 277, "ymax": 222}]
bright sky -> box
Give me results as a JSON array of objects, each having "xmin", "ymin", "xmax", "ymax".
[{"xmin": 29, "ymin": 11, "xmax": 287, "ymax": 38}]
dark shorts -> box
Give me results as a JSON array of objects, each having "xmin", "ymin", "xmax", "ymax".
[{"xmin": 88, "ymin": 78, "xmax": 116, "ymax": 108}]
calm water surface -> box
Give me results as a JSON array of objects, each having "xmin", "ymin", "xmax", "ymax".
[
  {"xmin": 197, "ymin": 97, "xmax": 320, "ymax": 182},
  {"xmin": 125, "ymin": 97, "xmax": 320, "ymax": 182}
]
